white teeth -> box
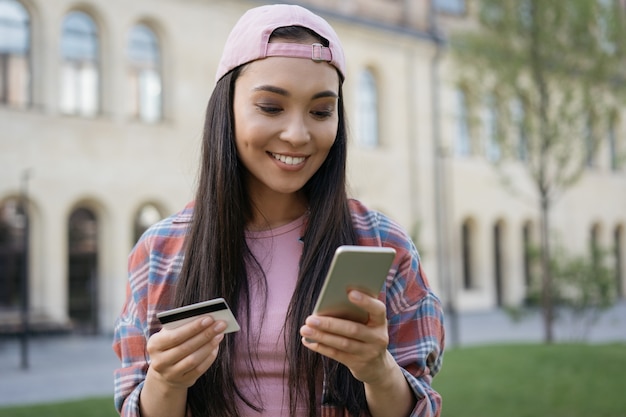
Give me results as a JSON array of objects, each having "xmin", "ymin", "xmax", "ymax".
[{"xmin": 271, "ymin": 153, "xmax": 306, "ymax": 165}]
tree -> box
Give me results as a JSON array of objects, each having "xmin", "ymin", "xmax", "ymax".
[
  {"xmin": 524, "ymin": 241, "xmax": 617, "ymax": 341},
  {"xmin": 449, "ymin": 0, "xmax": 626, "ymax": 342}
]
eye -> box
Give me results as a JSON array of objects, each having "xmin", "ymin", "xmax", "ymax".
[
  {"xmin": 310, "ymin": 107, "xmax": 335, "ymax": 120},
  {"xmin": 256, "ymin": 104, "xmax": 283, "ymax": 115}
]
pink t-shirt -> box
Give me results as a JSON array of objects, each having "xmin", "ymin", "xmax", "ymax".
[{"xmin": 234, "ymin": 214, "xmax": 311, "ymax": 416}]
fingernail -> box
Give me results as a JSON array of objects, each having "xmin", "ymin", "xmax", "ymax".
[
  {"xmin": 214, "ymin": 321, "xmax": 227, "ymax": 332},
  {"xmin": 306, "ymin": 317, "xmax": 321, "ymax": 327},
  {"xmin": 301, "ymin": 326, "xmax": 314, "ymax": 336},
  {"xmin": 349, "ymin": 290, "xmax": 362, "ymax": 301}
]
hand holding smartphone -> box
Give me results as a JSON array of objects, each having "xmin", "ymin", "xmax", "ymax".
[
  {"xmin": 311, "ymin": 245, "xmax": 396, "ymax": 323},
  {"xmin": 156, "ymin": 297, "xmax": 240, "ymax": 333}
]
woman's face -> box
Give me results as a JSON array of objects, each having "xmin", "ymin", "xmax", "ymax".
[{"xmin": 232, "ymin": 54, "xmax": 340, "ymax": 201}]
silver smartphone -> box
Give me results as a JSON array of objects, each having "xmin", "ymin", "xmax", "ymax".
[
  {"xmin": 156, "ymin": 297, "xmax": 240, "ymax": 333},
  {"xmin": 311, "ymin": 245, "xmax": 396, "ymax": 323}
]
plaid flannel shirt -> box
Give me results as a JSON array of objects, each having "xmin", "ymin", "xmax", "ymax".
[{"xmin": 113, "ymin": 199, "xmax": 444, "ymax": 416}]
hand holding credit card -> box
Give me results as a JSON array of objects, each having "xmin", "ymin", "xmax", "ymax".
[{"xmin": 156, "ymin": 298, "xmax": 240, "ymax": 333}]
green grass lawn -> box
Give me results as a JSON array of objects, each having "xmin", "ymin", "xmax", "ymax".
[
  {"xmin": 0, "ymin": 396, "xmax": 117, "ymax": 417},
  {"xmin": 0, "ymin": 343, "xmax": 624, "ymax": 417},
  {"xmin": 433, "ymin": 343, "xmax": 626, "ymax": 417}
]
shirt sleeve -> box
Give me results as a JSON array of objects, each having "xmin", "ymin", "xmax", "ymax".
[
  {"xmin": 350, "ymin": 199, "xmax": 445, "ymax": 417},
  {"xmin": 112, "ymin": 238, "xmax": 152, "ymax": 416},
  {"xmin": 385, "ymin": 249, "xmax": 445, "ymax": 417},
  {"xmin": 112, "ymin": 209, "xmax": 188, "ymax": 416}
]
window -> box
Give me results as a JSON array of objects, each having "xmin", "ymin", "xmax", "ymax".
[
  {"xmin": 60, "ymin": 11, "xmax": 99, "ymax": 117},
  {"xmin": 590, "ymin": 223, "xmax": 601, "ymax": 266},
  {"xmin": 68, "ymin": 207, "xmax": 98, "ymax": 333},
  {"xmin": 355, "ymin": 68, "xmax": 379, "ymax": 148},
  {"xmin": 127, "ymin": 24, "xmax": 162, "ymax": 122},
  {"xmin": 585, "ymin": 115, "xmax": 596, "ymax": 168},
  {"xmin": 597, "ymin": 0, "xmax": 616, "ymax": 54},
  {"xmin": 510, "ymin": 98, "xmax": 528, "ymax": 161},
  {"xmin": 608, "ymin": 118, "xmax": 619, "ymax": 171},
  {"xmin": 0, "ymin": 198, "xmax": 27, "ymax": 308},
  {"xmin": 493, "ymin": 221, "xmax": 504, "ymax": 306},
  {"xmin": 483, "ymin": 95, "xmax": 501, "ymax": 161},
  {"xmin": 615, "ymin": 225, "xmax": 624, "ymax": 298},
  {"xmin": 455, "ymin": 89, "xmax": 471, "ymax": 156},
  {"xmin": 461, "ymin": 219, "xmax": 475, "ymax": 290},
  {"xmin": 133, "ymin": 203, "xmax": 163, "ymax": 244},
  {"xmin": 0, "ymin": 0, "xmax": 30, "ymax": 108},
  {"xmin": 434, "ymin": 0, "xmax": 466, "ymax": 15},
  {"xmin": 522, "ymin": 221, "xmax": 533, "ymax": 291}
]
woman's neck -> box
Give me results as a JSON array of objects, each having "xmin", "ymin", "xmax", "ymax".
[{"xmin": 247, "ymin": 191, "xmax": 308, "ymax": 231}]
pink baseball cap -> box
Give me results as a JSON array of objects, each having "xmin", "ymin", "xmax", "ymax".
[{"xmin": 215, "ymin": 4, "xmax": 346, "ymax": 83}]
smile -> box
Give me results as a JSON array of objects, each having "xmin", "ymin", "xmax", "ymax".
[{"xmin": 270, "ymin": 152, "xmax": 306, "ymax": 166}]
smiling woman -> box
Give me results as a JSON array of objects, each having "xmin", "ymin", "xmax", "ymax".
[
  {"xmin": 112, "ymin": 5, "xmax": 445, "ymax": 417},
  {"xmin": 233, "ymin": 55, "xmax": 339, "ymax": 207}
]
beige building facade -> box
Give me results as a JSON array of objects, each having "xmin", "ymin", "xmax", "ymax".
[{"xmin": 0, "ymin": 0, "xmax": 624, "ymax": 334}]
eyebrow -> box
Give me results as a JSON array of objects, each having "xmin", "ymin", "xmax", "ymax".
[{"xmin": 252, "ymin": 85, "xmax": 338, "ymax": 100}]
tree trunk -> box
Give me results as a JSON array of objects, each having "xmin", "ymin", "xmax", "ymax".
[{"xmin": 540, "ymin": 194, "xmax": 554, "ymax": 343}]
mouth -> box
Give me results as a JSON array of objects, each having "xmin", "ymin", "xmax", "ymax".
[{"xmin": 269, "ymin": 152, "xmax": 307, "ymax": 166}]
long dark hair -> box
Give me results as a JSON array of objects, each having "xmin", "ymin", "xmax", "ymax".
[{"xmin": 174, "ymin": 26, "xmax": 365, "ymax": 417}]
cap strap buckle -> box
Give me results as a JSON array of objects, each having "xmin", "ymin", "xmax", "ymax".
[{"xmin": 311, "ymin": 43, "xmax": 325, "ymax": 62}]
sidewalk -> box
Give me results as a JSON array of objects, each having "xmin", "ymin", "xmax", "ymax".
[
  {"xmin": 0, "ymin": 302, "xmax": 624, "ymax": 407},
  {"xmin": 0, "ymin": 334, "xmax": 118, "ymax": 407},
  {"xmin": 447, "ymin": 301, "xmax": 626, "ymax": 347}
]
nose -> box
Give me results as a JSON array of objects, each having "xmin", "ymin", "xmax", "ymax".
[{"xmin": 279, "ymin": 112, "xmax": 311, "ymax": 147}]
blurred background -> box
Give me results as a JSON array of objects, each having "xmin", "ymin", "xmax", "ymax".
[{"xmin": 0, "ymin": 0, "xmax": 625, "ymax": 415}]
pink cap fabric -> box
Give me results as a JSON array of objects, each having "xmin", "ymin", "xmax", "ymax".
[{"xmin": 215, "ymin": 4, "xmax": 346, "ymax": 82}]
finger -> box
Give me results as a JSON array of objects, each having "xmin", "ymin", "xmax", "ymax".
[
  {"xmin": 183, "ymin": 341, "xmax": 222, "ymax": 379},
  {"xmin": 152, "ymin": 318, "xmax": 227, "ymax": 366},
  {"xmin": 177, "ymin": 333, "xmax": 224, "ymax": 376},
  {"xmin": 158, "ymin": 316, "xmax": 217, "ymax": 350},
  {"xmin": 303, "ymin": 315, "xmax": 363, "ymax": 339},
  {"xmin": 153, "ymin": 328, "xmax": 225, "ymax": 381},
  {"xmin": 347, "ymin": 291, "xmax": 387, "ymax": 324},
  {"xmin": 301, "ymin": 334, "xmax": 362, "ymax": 367},
  {"xmin": 168, "ymin": 319, "xmax": 227, "ymax": 363},
  {"xmin": 301, "ymin": 317, "xmax": 364, "ymax": 349}
]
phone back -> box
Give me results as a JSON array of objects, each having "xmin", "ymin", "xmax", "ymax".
[{"xmin": 313, "ymin": 245, "xmax": 396, "ymax": 323}]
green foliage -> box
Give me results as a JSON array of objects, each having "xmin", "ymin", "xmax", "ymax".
[
  {"xmin": 451, "ymin": 0, "xmax": 626, "ymax": 343},
  {"xmin": 434, "ymin": 343, "xmax": 626, "ymax": 417},
  {"xmin": 522, "ymin": 241, "xmax": 617, "ymax": 340},
  {"xmin": 451, "ymin": 0, "xmax": 626, "ymax": 196}
]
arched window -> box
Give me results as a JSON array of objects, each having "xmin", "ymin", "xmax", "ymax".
[
  {"xmin": 133, "ymin": 203, "xmax": 163, "ymax": 244},
  {"xmin": 590, "ymin": 222, "xmax": 601, "ymax": 264},
  {"xmin": 461, "ymin": 219, "xmax": 476, "ymax": 290},
  {"xmin": 60, "ymin": 11, "xmax": 99, "ymax": 117},
  {"xmin": 493, "ymin": 220, "xmax": 505, "ymax": 306},
  {"xmin": 455, "ymin": 89, "xmax": 471, "ymax": 157},
  {"xmin": 68, "ymin": 207, "xmax": 98, "ymax": 333},
  {"xmin": 355, "ymin": 68, "xmax": 379, "ymax": 148},
  {"xmin": 434, "ymin": 0, "xmax": 466, "ymax": 15},
  {"xmin": 608, "ymin": 117, "xmax": 619, "ymax": 171},
  {"xmin": 483, "ymin": 94, "xmax": 501, "ymax": 161},
  {"xmin": 585, "ymin": 114, "xmax": 597, "ymax": 168},
  {"xmin": 597, "ymin": 0, "xmax": 616, "ymax": 54},
  {"xmin": 510, "ymin": 98, "xmax": 528, "ymax": 161},
  {"xmin": 127, "ymin": 24, "xmax": 162, "ymax": 122},
  {"xmin": 0, "ymin": 198, "xmax": 27, "ymax": 308},
  {"xmin": 614, "ymin": 225, "xmax": 623, "ymax": 298},
  {"xmin": 0, "ymin": 0, "xmax": 30, "ymax": 108},
  {"xmin": 522, "ymin": 221, "xmax": 533, "ymax": 291}
]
